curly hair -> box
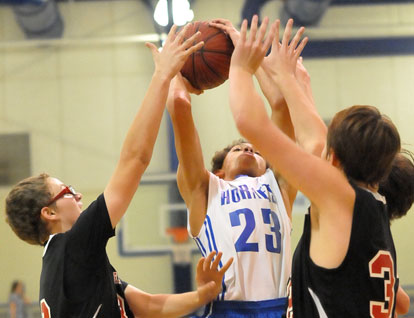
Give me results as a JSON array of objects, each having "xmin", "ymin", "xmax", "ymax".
[
  {"xmin": 210, "ymin": 138, "xmax": 270, "ymax": 174},
  {"xmin": 327, "ymin": 105, "xmax": 400, "ymax": 186},
  {"xmin": 5, "ymin": 173, "xmax": 52, "ymax": 245},
  {"xmin": 379, "ymin": 149, "xmax": 414, "ymax": 221}
]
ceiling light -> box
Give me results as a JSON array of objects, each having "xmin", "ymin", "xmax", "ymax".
[{"xmin": 153, "ymin": 0, "xmax": 194, "ymax": 27}]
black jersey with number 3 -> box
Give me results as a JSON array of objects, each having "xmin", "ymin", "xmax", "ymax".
[
  {"xmin": 39, "ymin": 194, "xmax": 133, "ymax": 318},
  {"xmin": 287, "ymin": 185, "xmax": 398, "ymax": 318}
]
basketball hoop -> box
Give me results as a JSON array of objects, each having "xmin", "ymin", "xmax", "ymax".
[{"xmin": 166, "ymin": 227, "xmax": 189, "ymax": 244}]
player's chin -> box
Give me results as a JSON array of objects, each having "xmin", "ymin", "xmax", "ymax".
[{"xmin": 238, "ymin": 168, "xmax": 260, "ymax": 178}]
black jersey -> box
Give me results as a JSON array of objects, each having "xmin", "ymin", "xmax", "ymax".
[
  {"xmin": 288, "ymin": 185, "xmax": 398, "ymax": 318},
  {"xmin": 39, "ymin": 194, "xmax": 134, "ymax": 318}
]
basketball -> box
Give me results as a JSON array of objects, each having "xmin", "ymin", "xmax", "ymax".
[{"xmin": 180, "ymin": 21, "xmax": 234, "ymax": 90}]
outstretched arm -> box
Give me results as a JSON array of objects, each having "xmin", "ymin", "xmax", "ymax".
[
  {"xmin": 166, "ymin": 74, "xmax": 210, "ymax": 237},
  {"xmin": 104, "ymin": 24, "xmax": 204, "ymax": 228},
  {"xmin": 210, "ymin": 18, "xmax": 295, "ymax": 141},
  {"xmin": 228, "ymin": 17, "xmax": 353, "ymax": 213},
  {"xmin": 256, "ymin": 25, "xmax": 299, "ymax": 213},
  {"xmin": 125, "ymin": 251, "xmax": 233, "ymax": 318},
  {"xmin": 210, "ymin": 19, "xmax": 294, "ymax": 138},
  {"xmin": 269, "ymin": 19, "xmax": 327, "ymax": 157},
  {"xmin": 210, "ymin": 18, "xmax": 297, "ymax": 213}
]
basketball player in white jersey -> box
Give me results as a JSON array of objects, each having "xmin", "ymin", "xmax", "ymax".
[{"xmin": 166, "ymin": 20, "xmax": 321, "ymax": 316}]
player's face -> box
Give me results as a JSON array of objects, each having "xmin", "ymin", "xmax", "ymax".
[
  {"xmin": 47, "ymin": 177, "xmax": 83, "ymax": 231},
  {"xmin": 220, "ymin": 143, "xmax": 267, "ymax": 180}
]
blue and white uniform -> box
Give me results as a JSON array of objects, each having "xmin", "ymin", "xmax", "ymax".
[{"xmin": 191, "ymin": 169, "xmax": 291, "ymax": 317}]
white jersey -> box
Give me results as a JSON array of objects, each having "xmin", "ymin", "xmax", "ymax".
[{"xmin": 190, "ymin": 169, "xmax": 292, "ymax": 301}]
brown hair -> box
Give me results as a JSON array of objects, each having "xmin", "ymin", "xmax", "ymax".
[
  {"xmin": 5, "ymin": 173, "xmax": 52, "ymax": 245},
  {"xmin": 379, "ymin": 149, "xmax": 414, "ymax": 221},
  {"xmin": 327, "ymin": 105, "xmax": 400, "ymax": 186},
  {"xmin": 210, "ymin": 138, "xmax": 271, "ymax": 174}
]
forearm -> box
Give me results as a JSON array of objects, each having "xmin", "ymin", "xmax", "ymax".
[
  {"xmin": 270, "ymin": 103, "xmax": 295, "ymax": 142},
  {"xmin": 255, "ymin": 67, "xmax": 295, "ymax": 140},
  {"xmin": 126, "ymin": 286, "xmax": 207, "ymax": 318},
  {"xmin": 230, "ymin": 68, "xmax": 269, "ymax": 140},
  {"xmin": 255, "ymin": 66, "xmax": 283, "ymax": 107},
  {"xmin": 119, "ymin": 71, "xmax": 171, "ymax": 167},
  {"xmin": 149, "ymin": 291, "xmax": 205, "ymax": 318},
  {"xmin": 169, "ymin": 102, "xmax": 207, "ymax": 190},
  {"xmin": 104, "ymin": 71, "xmax": 171, "ymax": 227},
  {"xmin": 278, "ymin": 74, "xmax": 326, "ymax": 155}
]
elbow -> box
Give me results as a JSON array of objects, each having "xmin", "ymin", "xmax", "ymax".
[
  {"xmin": 121, "ymin": 149, "xmax": 152, "ymax": 171},
  {"xmin": 396, "ymin": 301, "xmax": 410, "ymax": 316},
  {"xmin": 396, "ymin": 290, "xmax": 410, "ymax": 315},
  {"xmin": 137, "ymin": 153, "xmax": 152, "ymax": 168},
  {"xmin": 173, "ymin": 91, "xmax": 191, "ymax": 109},
  {"xmin": 169, "ymin": 95, "xmax": 192, "ymax": 120},
  {"xmin": 174, "ymin": 94, "xmax": 189, "ymax": 106}
]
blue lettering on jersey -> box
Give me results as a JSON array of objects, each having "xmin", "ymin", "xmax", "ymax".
[
  {"xmin": 231, "ymin": 188, "xmax": 241, "ymax": 203},
  {"xmin": 221, "ymin": 183, "xmax": 277, "ymax": 206},
  {"xmin": 256, "ymin": 186, "xmax": 268, "ymax": 200},
  {"xmin": 238, "ymin": 184, "xmax": 252, "ymax": 199},
  {"xmin": 221, "ymin": 190, "xmax": 230, "ymax": 205},
  {"xmin": 250, "ymin": 187, "xmax": 260, "ymax": 199},
  {"xmin": 263, "ymin": 184, "xmax": 277, "ymax": 203}
]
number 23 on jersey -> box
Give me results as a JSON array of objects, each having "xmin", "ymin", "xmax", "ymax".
[{"xmin": 230, "ymin": 207, "xmax": 282, "ymax": 253}]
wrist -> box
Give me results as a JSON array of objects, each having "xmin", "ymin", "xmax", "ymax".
[
  {"xmin": 196, "ymin": 282, "xmax": 217, "ymax": 305},
  {"xmin": 152, "ymin": 69, "xmax": 174, "ymax": 84},
  {"xmin": 275, "ymin": 72, "xmax": 296, "ymax": 91},
  {"xmin": 230, "ymin": 66, "xmax": 255, "ymax": 78}
]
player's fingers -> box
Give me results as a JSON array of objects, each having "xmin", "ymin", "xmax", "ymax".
[
  {"xmin": 175, "ymin": 23, "xmax": 191, "ymax": 45},
  {"xmin": 271, "ymin": 19, "xmax": 281, "ymax": 48},
  {"xmin": 294, "ymin": 37, "xmax": 308, "ymax": 59},
  {"xmin": 239, "ymin": 19, "xmax": 248, "ymax": 43},
  {"xmin": 209, "ymin": 22, "xmax": 226, "ymax": 29},
  {"xmin": 184, "ymin": 40, "xmax": 204, "ymax": 57},
  {"xmin": 263, "ymin": 19, "xmax": 277, "ymax": 54},
  {"xmin": 289, "ymin": 26, "xmax": 305, "ymax": 53},
  {"xmin": 165, "ymin": 24, "xmax": 178, "ymax": 44},
  {"xmin": 204, "ymin": 251, "xmax": 217, "ymax": 271},
  {"xmin": 145, "ymin": 42, "xmax": 158, "ymax": 57},
  {"xmin": 249, "ymin": 15, "xmax": 259, "ymax": 43},
  {"xmin": 282, "ymin": 19, "xmax": 293, "ymax": 47},
  {"xmin": 209, "ymin": 22, "xmax": 232, "ymax": 34},
  {"xmin": 211, "ymin": 251, "xmax": 223, "ymax": 270},
  {"xmin": 219, "ymin": 257, "xmax": 233, "ymax": 274},
  {"xmin": 256, "ymin": 16, "xmax": 269, "ymax": 45},
  {"xmin": 196, "ymin": 256, "xmax": 205, "ymax": 273},
  {"xmin": 181, "ymin": 31, "xmax": 201, "ymax": 49},
  {"xmin": 210, "ymin": 18, "xmax": 231, "ymax": 26}
]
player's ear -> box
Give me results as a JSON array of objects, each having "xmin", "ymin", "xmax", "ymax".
[
  {"xmin": 329, "ymin": 150, "xmax": 343, "ymax": 169},
  {"xmin": 40, "ymin": 206, "xmax": 57, "ymax": 221},
  {"xmin": 214, "ymin": 169, "xmax": 225, "ymax": 179}
]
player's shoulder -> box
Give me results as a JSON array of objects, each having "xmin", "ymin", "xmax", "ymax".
[{"xmin": 43, "ymin": 233, "xmax": 65, "ymax": 257}]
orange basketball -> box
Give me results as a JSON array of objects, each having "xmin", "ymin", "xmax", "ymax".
[{"xmin": 180, "ymin": 21, "xmax": 234, "ymax": 90}]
